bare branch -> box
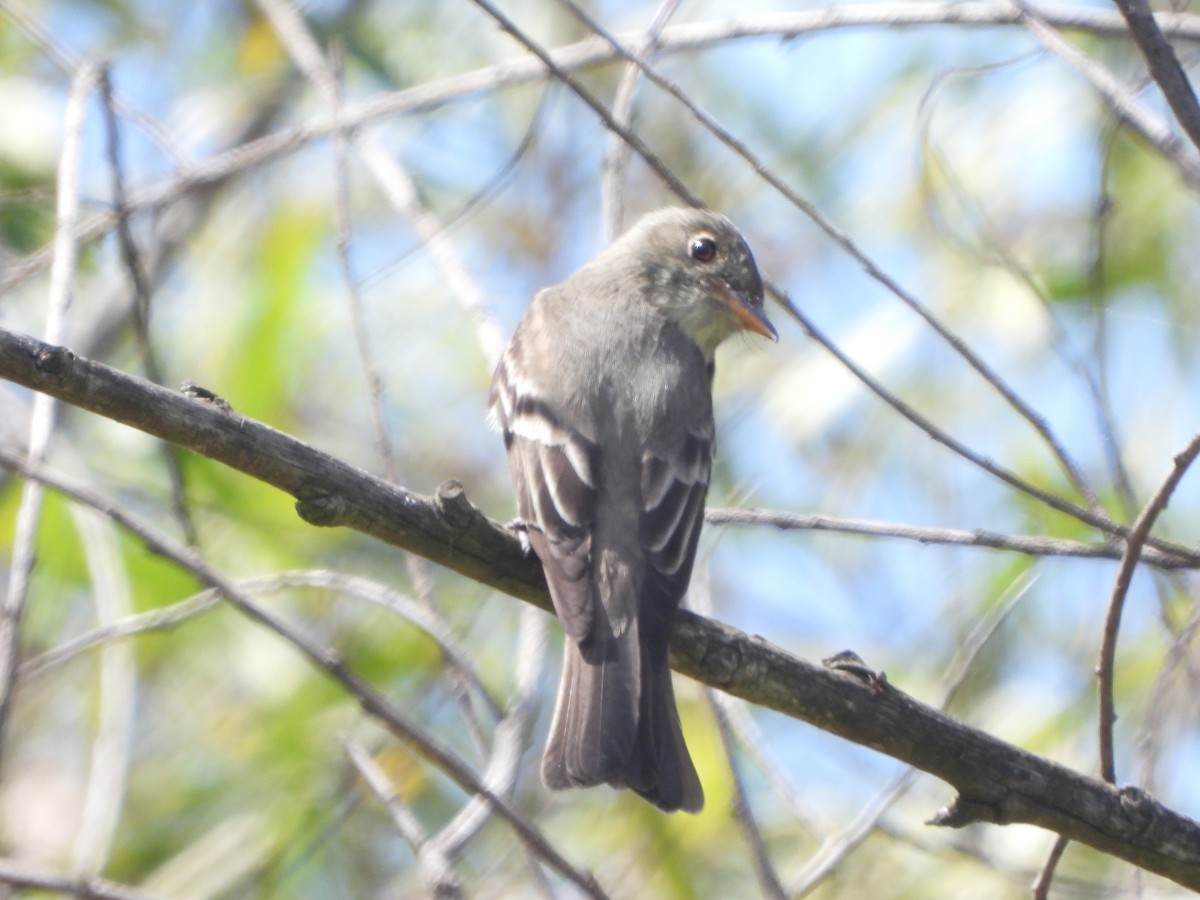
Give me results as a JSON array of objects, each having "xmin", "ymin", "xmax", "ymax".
[
  {"xmin": 0, "ymin": 445, "xmax": 609, "ymax": 900},
  {"xmin": 1006, "ymin": 0, "xmax": 1200, "ymax": 189},
  {"xmin": 600, "ymin": 0, "xmax": 681, "ymax": 241},
  {"xmin": 705, "ymin": 507, "xmax": 1198, "ymax": 570},
  {"xmin": 0, "ymin": 60, "xmax": 100, "ymax": 771},
  {"xmin": 1, "ymin": 329, "xmax": 1199, "ymax": 888},
  {"xmin": 8, "ymin": 4, "xmax": 1200, "ymax": 294},
  {"xmin": 768, "ymin": 287, "xmax": 1198, "ymax": 562},
  {"xmin": 466, "ymin": 0, "xmax": 701, "ymax": 207},
  {"xmin": 915, "ymin": 59, "xmax": 1124, "ymax": 515},
  {"xmin": 793, "ymin": 770, "xmax": 918, "ymax": 897},
  {"xmin": 21, "ymin": 592, "xmax": 220, "ymax": 681},
  {"xmin": 1114, "ymin": 0, "xmax": 1200, "ymax": 154},
  {"xmin": 0, "ymin": 857, "xmax": 163, "ymax": 900},
  {"xmin": 327, "ymin": 50, "xmax": 397, "ymax": 483},
  {"xmin": 1086, "ymin": 126, "xmax": 1139, "ymax": 514},
  {"xmin": 345, "ymin": 737, "xmax": 464, "ymax": 898},
  {"xmin": 97, "ymin": 67, "xmax": 198, "ymax": 547},
  {"xmin": 559, "ymin": 0, "xmax": 1104, "ymax": 517},
  {"xmin": 427, "ymin": 608, "xmax": 547, "ymax": 858},
  {"xmin": 256, "ymin": 0, "xmax": 509, "ymax": 367},
  {"xmin": 0, "ymin": 0, "xmax": 191, "ymax": 167},
  {"xmin": 1033, "ymin": 834, "xmax": 1070, "ymax": 899},
  {"xmin": 68, "ymin": 507, "xmax": 137, "ymax": 879},
  {"xmin": 1097, "ymin": 431, "xmax": 1200, "ymax": 784},
  {"xmin": 710, "ymin": 692, "xmax": 786, "ymax": 900},
  {"xmin": 692, "ymin": 563, "xmax": 786, "ymax": 899},
  {"xmin": 791, "ymin": 572, "xmax": 1035, "ymax": 895},
  {"xmin": 22, "ymin": 569, "xmax": 504, "ymax": 719}
]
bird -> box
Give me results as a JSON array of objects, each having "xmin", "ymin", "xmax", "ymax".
[{"xmin": 489, "ymin": 207, "xmax": 775, "ymax": 812}]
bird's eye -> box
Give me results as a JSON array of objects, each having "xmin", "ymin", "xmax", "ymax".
[{"xmin": 689, "ymin": 235, "xmax": 718, "ymax": 263}]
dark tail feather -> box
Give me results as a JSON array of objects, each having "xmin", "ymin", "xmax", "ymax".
[
  {"xmin": 622, "ymin": 658, "xmax": 704, "ymax": 813},
  {"xmin": 541, "ymin": 620, "xmax": 640, "ymax": 791},
  {"xmin": 541, "ymin": 611, "xmax": 702, "ymax": 813}
]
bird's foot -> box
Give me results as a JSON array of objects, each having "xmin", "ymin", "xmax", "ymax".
[
  {"xmin": 505, "ymin": 517, "xmax": 533, "ymax": 555},
  {"xmin": 822, "ymin": 649, "xmax": 889, "ymax": 695}
]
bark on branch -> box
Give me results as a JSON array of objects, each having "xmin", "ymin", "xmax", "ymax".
[{"xmin": 1, "ymin": 325, "xmax": 1198, "ymax": 890}]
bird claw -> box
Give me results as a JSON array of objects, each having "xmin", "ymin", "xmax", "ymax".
[
  {"xmin": 505, "ymin": 517, "xmax": 533, "ymax": 556},
  {"xmin": 822, "ymin": 649, "xmax": 888, "ymax": 695}
]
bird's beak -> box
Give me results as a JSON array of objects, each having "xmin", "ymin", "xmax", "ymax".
[
  {"xmin": 733, "ymin": 297, "xmax": 778, "ymax": 341},
  {"xmin": 714, "ymin": 280, "xmax": 777, "ymax": 341}
]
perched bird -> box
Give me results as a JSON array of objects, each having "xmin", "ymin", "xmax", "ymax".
[{"xmin": 489, "ymin": 207, "xmax": 775, "ymax": 813}]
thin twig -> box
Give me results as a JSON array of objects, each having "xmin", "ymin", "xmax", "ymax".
[
  {"xmin": 357, "ymin": 89, "xmax": 550, "ymax": 293},
  {"xmin": 256, "ymin": 12, "xmax": 544, "ymax": 863},
  {"xmin": 327, "ymin": 47, "xmax": 397, "ymax": 483},
  {"xmin": 256, "ymin": 0, "xmax": 510, "ymax": 784},
  {"xmin": 600, "ymin": 0, "xmax": 681, "ymax": 241},
  {"xmin": 97, "ymin": 67, "xmax": 199, "ymax": 547},
  {"xmin": 0, "ymin": 857, "xmax": 163, "ymax": 900},
  {"xmin": 427, "ymin": 608, "xmax": 547, "ymax": 858},
  {"xmin": 767, "ymin": 287, "xmax": 1200, "ymax": 562},
  {"xmin": 793, "ymin": 770, "xmax": 918, "ymax": 897},
  {"xmin": 264, "ymin": 0, "xmax": 510, "ymax": 365},
  {"xmin": 705, "ymin": 506, "xmax": 1198, "ymax": 569},
  {"xmin": 558, "ymin": 0, "xmax": 1104, "ymax": 515},
  {"xmin": 22, "ymin": 570, "xmax": 503, "ymax": 717},
  {"xmin": 20, "ymin": 592, "xmax": 221, "ymax": 681},
  {"xmin": 0, "ymin": 0, "xmax": 190, "ymax": 168},
  {"xmin": 0, "ymin": 449, "xmax": 610, "ymax": 900},
  {"xmin": 710, "ymin": 691, "xmax": 826, "ymax": 836},
  {"xmin": 1097, "ymin": 430, "xmax": 1200, "ymax": 784},
  {"xmin": 691, "ymin": 561, "xmax": 786, "ymax": 899},
  {"xmin": 0, "ymin": 59, "xmax": 100, "ymax": 772},
  {"xmin": 791, "ymin": 572, "xmax": 1036, "ymax": 895},
  {"xmin": 9, "ymin": 4, "xmax": 1200, "ymax": 295},
  {"xmin": 1086, "ymin": 125, "xmax": 1138, "ymax": 514},
  {"xmin": 710, "ymin": 693, "xmax": 786, "ymax": 900},
  {"xmin": 345, "ymin": 737, "xmax": 463, "ymax": 898},
  {"xmin": 1006, "ymin": 0, "xmax": 1200, "ymax": 189},
  {"xmin": 465, "ymin": 0, "xmax": 701, "ymax": 207},
  {"xmin": 1135, "ymin": 606, "xmax": 1200, "ymax": 792},
  {"xmin": 1033, "ymin": 834, "xmax": 1070, "ymax": 899},
  {"xmin": 915, "ymin": 58, "xmax": 1120, "ymax": 513},
  {"xmin": 68, "ymin": 507, "xmax": 137, "ymax": 879}
]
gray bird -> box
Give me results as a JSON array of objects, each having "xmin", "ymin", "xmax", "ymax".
[{"xmin": 489, "ymin": 207, "xmax": 775, "ymax": 812}]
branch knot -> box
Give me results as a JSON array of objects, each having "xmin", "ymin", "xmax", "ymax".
[{"xmin": 33, "ymin": 345, "xmax": 74, "ymax": 378}]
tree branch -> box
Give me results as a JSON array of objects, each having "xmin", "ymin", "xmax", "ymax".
[
  {"xmin": 705, "ymin": 507, "xmax": 1197, "ymax": 570},
  {"xmin": 1097, "ymin": 431, "xmax": 1200, "ymax": 784},
  {"xmin": 1, "ymin": 325, "xmax": 1199, "ymax": 890},
  {"xmin": 1006, "ymin": 0, "xmax": 1200, "ymax": 190},
  {"xmin": 0, "ymin": 442, "xmax": 606, "ymax": 899},
  {"xmin": 1114, "ymin": 0, "xmax": 1200, "ymax": 154},
  {"xmin": 0, "ymin": 856, "xmax": 163, "ymax": 900},
  {"xmin": 12, "ymin": 3, "xmax": 1200, "ymax": 295}
]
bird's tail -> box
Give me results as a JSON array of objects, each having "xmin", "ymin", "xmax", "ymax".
[
  {"xmin": 541, "ymin": 621, "xmax": 639, "ymax": 793},
  {"xmin": 622, "ymin": 654, "xmax": 703, "ymax": 813},
  {"xmin": 541, "ymin": 620, "xmax": 703, "ymax": 813}
]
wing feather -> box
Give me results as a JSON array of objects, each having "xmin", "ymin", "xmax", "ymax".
[
  {"xmin": 490, "ymin": 351, "xmax": 597, "ymax": 640},
  {"xmin": 640, "ymin": 420, "xmax": 713, "ymax": 587}
]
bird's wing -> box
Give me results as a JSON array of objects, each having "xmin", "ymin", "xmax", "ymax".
[
  {"xmin": 489, "ymin": 347, "xmax": 598, "ymax": 641},
  {"xmin": 638, "ymin": 416, "xmax": 713, "ymax": 649}
]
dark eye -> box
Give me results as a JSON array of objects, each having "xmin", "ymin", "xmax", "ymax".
[{"xmin": 689, "ymin": 235, "xmax": 718, "ymax": 263}]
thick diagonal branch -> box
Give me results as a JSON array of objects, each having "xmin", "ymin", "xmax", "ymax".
[
  {"xmin": 0, "ymin": 325, "xmax": 1198, "ymax": 890},
  {"xmin": 1115, "ymin": 0, "xmax": 1200, "ymax": 154}
]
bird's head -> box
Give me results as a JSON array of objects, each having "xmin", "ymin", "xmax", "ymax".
[{"xmin": 620, "ymin": 207, "xmax": 775, "ymax": 357}]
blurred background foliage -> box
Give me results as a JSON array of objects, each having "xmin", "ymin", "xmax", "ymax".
[{"xmin": 1, "ymin": 0, "xmax": 1200, "ymax": 897}]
